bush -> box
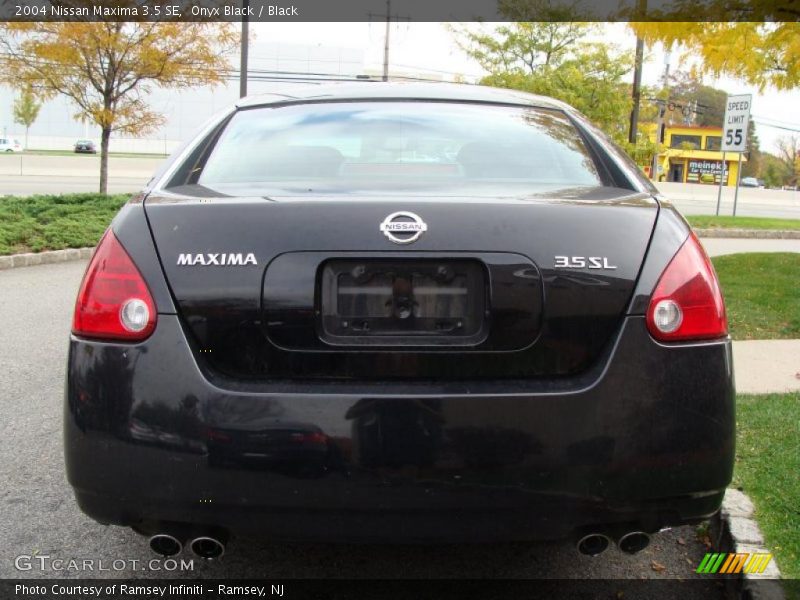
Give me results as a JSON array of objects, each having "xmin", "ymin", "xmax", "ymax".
[{"xmin": 0, "ymin": 193, "xmax": 131, "ymax": 255}]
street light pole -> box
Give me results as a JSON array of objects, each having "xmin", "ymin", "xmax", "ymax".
[{"xmin": 239, "ymin": 0, "xmax": 249, "ymax": 98}]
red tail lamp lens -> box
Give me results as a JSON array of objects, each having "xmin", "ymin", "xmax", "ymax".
[
  {"xmin": 72, "ymin": 230, "xmax": 156, "ymax": 341},
  {"xmin": 646, "ymin": 232, "xmax": 727, "ymax": 342}
]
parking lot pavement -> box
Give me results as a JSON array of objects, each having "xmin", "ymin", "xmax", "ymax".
[
  {"xmin": 699, "ymin": 237, "xmax": 800, "ymax": 257},
  {"xmin": 734, "ymin": 340, "xmax": 800, "ymax": 394},
  {"xmin": 0, "ymin": 261, "xmax": 720, "ymax": 588},
  {"xmin": 0, "ymin": 174, "xmax": 146, "ymax": 196}
]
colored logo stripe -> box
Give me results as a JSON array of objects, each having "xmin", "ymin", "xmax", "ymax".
[{"xmin": 697, "ymin": 552, "xmax": 772, "ymax": 574}]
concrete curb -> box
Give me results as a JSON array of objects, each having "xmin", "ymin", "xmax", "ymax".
[
  {"xmin": 0, "ymin": 247, "xmax": 93, "ymax": 270},
  {"xmin": 711, "ymin": 488, "xmax": 784, "ymax": 600},
  {"xmin": 694, "ymin": 228, "xmax": 800, "ymax": 239}
]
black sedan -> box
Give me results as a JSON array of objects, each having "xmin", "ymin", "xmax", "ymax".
[
  {"xmin": 65, "ymin": 83, "xmax": 733, "ymax": 561},
  {"xmin": 73, "ymin": 139, "xmax": 97, "ymax": 154}
]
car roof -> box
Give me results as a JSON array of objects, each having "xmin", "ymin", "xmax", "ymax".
[{"xmin": 236, "ymin": 82, "xmax": 572, "ymax": 111}]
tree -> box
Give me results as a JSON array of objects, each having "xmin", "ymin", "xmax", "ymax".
[
  {"xmin": 760, "ymin": 153, "xmax": 791, "ymax": 188},
  {"xmin": 664, "ymin": 72, "xmax": 727, "ymax": 127},
  {"xmin": 453, "ymin": 22, "xmax": 595, "ymax": 74},
  {"xmin": 742, "ymin": 121, "xmax": 762, "ymax": 178},
  {"xmin": 775, "ymin": 135, "xmax": 800, "ymax": 187},
  {"xmin": 761, "ymin": 152, "xmax": 792, "ymax": 188},
  {"xmin": 0, "ymin": 21, "xmax": 236, "ymax": 193},
  {"xmin": 12, "ymin": 87, "xmax": 41, "ymax": 149},
  {"xmin": 629, "ymin": 21, "xmax": 800, "ymax": 91},
  {"xmin": 454, "ymin": 22, "xmax": 645, "ymax": 144}
]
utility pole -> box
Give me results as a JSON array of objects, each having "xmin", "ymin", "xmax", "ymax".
[
  {"xmin": 629, "ymin": 36, "xmax": 645, "ymax": 144},
  {"xmin": 628, "ymin": 0, "xmax": 647, "ymax": 144},
  {"xmin": 383, "ymin": 0, "xmax": 391, "ymax": 81},
  {"xmin": 239, "ymin": 0, "xmax": 249, "ymax": 98},
  {"xmin": 651, "ymin": 51, "xmax": 671, "ymax": 183},
  {"xmin": 368, "ymin": 0, "xmax": 409, "ymax": 82}
]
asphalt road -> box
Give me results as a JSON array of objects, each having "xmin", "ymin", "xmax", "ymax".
[
  {"xmin": 656, "ymin": 181, "xmax": 800, "ymax": 219},
  {"xmin": 1, "ymin": 154, "xmax": 799, "ymax": 219},
  {"xmin": 0, "ymin": 260, "xmax": 721, "ymax": 589},
  {"xmin": 0, "ymin": 153, "xmax": 164, "ymax": 178}
]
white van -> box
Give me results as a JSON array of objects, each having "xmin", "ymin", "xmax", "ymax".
[{"xmin": 0, "ymin": 138, "xmax": 23, "ymax": 152}]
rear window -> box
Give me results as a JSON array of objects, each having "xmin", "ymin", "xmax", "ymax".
[{"xmin": 193, "ymin": 101, "xmax": 602, "ymax": 194}]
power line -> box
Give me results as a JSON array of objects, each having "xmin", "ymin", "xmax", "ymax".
[
  {"xmin": 751, "ymin": 119, "xmax": 800, "ymax": 133},
  {"xmin": 221, "ymin": 69, "xmax": 456, "ymax": 85},
  {"xmin": 751, "ymin": 114, "xmax": 800, "ymax": 128}
]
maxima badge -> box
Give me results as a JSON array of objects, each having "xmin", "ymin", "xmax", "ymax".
[{"xmin": 379, "ymin": 211, "xmax": 428, "ymax": 245}]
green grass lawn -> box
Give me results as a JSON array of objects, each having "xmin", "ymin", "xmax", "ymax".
[
  {"xmin": 688, "ymin": 215, "xmax": 800, "ymax": 231},
  {"xmin": 0, "ymin": 193, "xmax": 130, "ymax": 255},
  {"xmin": 712, "ymin": 253, "xmax": 800, "ymax": 340},
  {"xmin": 734, "ymin": 393, "xmax": 800, "ymax": 579}
]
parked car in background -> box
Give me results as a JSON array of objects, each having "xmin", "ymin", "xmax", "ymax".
[
  {"xmin": 740, "ymin": 177, "xmax": 760, "ymax": 188},
  {"xmin": 74, "ymin": 139, "xmax": 97, "ymax": 154},
  {"xmin": 0, "ymin": 137, "xmax": 23, "ymax": 152}
]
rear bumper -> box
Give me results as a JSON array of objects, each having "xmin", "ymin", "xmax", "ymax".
[{"xmin": 64, "ymin": 316, "xmax": 734, "ymax": 542}]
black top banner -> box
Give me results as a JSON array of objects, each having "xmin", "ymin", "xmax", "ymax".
[{"xmin": 2, "ymin": 0, "xmax": 799, "ymax": 22}]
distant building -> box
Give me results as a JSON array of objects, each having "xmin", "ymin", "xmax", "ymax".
[{"xmin": 643, "ymin": 125, "xmax": 746, "ymax": 186}]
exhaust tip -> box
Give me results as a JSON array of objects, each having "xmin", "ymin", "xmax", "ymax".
[
  {"xmin": 190, "ymin": 536, "xmax": 225, "ymax": 560},
  {"xmin": 149, "ymin": 534, "xmax": 182, "ymax": 557},
  {"xmin": 576, "ymin": 533, "xmax": 611, "ymax": 556},
  {"xmin": 618, "ymin": 531, "xmax": 651, "ymax": 554}
]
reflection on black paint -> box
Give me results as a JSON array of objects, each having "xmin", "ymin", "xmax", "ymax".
[
  {"xmin": 347, "ymin": 399, "xmax": 444, "ymax": 469},
  {"xmin": 205, "ymin": 421, "xmax": 342, "ymax": 478},
  {"xmin": 449, "ymin": 427, "xmax": 542, "ymax": 469}
]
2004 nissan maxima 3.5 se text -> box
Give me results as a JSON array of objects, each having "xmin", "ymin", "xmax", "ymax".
[{"xmin": 65, "ymin": 83, "xmax": 733, "ymax": 560}]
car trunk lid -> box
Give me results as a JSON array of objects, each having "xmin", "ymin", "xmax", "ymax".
[{"xmin": 144, "ymin": 186, "xmax": 657, "ymax": 380}]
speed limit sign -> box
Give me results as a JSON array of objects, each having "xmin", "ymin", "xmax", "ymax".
[{"xmin": 721, "ymin": 94, "xmax": 752, "ymax": 152}]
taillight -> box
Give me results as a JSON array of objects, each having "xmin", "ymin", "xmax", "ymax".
[
  {"xmin": 646, "ymin": 232, "xmax": 727, "ymax": 342},
  {"xmin": 72, "ymin": 230, "xmax": 156, "ymax": 341}
]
